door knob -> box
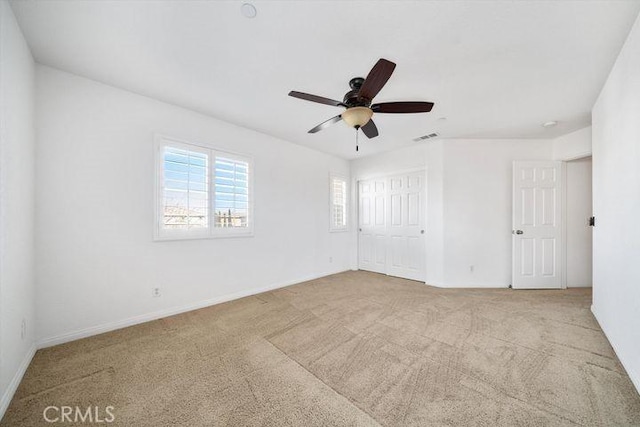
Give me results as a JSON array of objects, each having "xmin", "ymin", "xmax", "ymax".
[{"xmin": 513, "ymin": 230, "xmax": 524, "ymax": 235}]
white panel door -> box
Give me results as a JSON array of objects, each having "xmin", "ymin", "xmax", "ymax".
[
  {"xmin": 386, "ymin": 173, "xmax": 426, "ymax": 281},
  {"xmin": 358, "ymin": 172, "xmax": 426, "ymax": 281},
  {"xmin": 358, "ymin": 179, "xmax": 387, "ymax": 274},
  {"xmin": 512, "ymin": 161, "xmax": 563, "ymax": 289}
]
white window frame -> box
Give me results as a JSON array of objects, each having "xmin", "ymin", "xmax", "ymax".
[
  {"xmin": 154, "ymin": 134, "xmax": 254, "ymax": 241},
  {"xmin": 329, "ymin": 173, "xmax": 349, "ymax": 232}
]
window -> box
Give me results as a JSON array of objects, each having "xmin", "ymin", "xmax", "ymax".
[
  {"xmin": 155, "ymin": 135, "xmax": 252, "ymax": 240},
  {"xmin": 330, "ymin": 175, "xmax": 348, "ymax": 231},
  {"xmin": 213, "ymin": 156, "xmax": 250, "ymax": 229}
]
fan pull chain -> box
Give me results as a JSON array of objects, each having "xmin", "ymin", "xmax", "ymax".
[{"xmin": 356, "ymin": 128, "xmax": 359, "ymax": 152}]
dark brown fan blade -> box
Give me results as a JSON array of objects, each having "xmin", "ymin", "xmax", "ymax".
[
  {"xmin": 308, "ymin": 115, "xmax": 342, "ymax": 133},
  {"xmin": 360, "ymin": 119, "xmax": 379, "ymax": 139},
  {"xmin": 289, "ymin": 91, "xmax": 345, "ymax": 107},
  {"xmin": 371, "ymin": 101, "xmax": 434, "ymax": 113},
  {"xmin": 358, "ymin": 59, "xmax": 396, "ymax": 102}
]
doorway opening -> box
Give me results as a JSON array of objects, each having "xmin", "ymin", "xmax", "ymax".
[{"xmin": 565, "ymin": 156, "xmax": 593, "ymax": 288}]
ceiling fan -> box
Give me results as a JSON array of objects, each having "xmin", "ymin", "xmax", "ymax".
[{"xmin": 288, "ymin": 58, "xmax": 435, "ymax": 147}]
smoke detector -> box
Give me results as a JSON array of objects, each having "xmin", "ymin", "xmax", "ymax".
[{"xmin": 241, "ymin": 3, "xmax": 257, "ymax": 18}]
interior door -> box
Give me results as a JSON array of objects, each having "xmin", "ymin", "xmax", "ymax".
[
  {"xmin": 358, "ymin": 179, "xmax": 387, "ymax": 274},
  {"xmin": 386, "ymin": 172, "xmax": 426, "ymax": 281},
  {"xmin": 358, "ymin": 172, "xmax": 426, "ymax": 281},
  {"xmin": 512, "ymin": 161, "xmax": 563, "ymax": 289}
]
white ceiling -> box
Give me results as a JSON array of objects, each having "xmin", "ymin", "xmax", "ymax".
[{"xmin": 10, "ymin": 0, "xmax": 640, "ymax": 159}]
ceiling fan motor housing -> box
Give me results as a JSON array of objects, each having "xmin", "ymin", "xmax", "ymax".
[{"xmin": 344, "ymin": 77, "xmax": 370, "ymax": 107}]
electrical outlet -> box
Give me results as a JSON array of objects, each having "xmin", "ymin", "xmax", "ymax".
[
  {"xmin": 152, "ymin": 287, "xmax": 161, "ymax": 298},
  {"xmin": 21, "ymin": 319, "xmax": 26, "ymax": 340}
]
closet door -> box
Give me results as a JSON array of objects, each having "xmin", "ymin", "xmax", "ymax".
[
  {"xmin": 358, "ymin": 179, "xmax": 387, "ymax": 274},
  {"xmin": 358, "ymin": 171, "xmax": 426, "ymax": 282}
]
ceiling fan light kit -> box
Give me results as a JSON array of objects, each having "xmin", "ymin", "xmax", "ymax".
[
  {"xmin": 288, "ymin": 58, "xmax": 435, "ymax": 151},
  {"xmin": 341, "ymin": 107, "xmax": 373, "ymax": 128}
]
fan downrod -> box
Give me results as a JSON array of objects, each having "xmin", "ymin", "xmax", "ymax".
[{"xmin": 349, "ymin": 77, "xmax": 365, "ymax": 90}]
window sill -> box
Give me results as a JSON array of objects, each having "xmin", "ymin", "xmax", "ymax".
[
  {"xmin": 329, "ymin": 228, "xmax": 349, "ymax": 233},
  {"xmin": 154, "ymin": 231, "xmax": 255, "ymax": 242}
]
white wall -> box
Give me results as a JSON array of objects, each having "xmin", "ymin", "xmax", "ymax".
[
  {"xmin": 441, "ymin": 139, "xmax": 551, "ymax": 287},
  {"xmin": 592, "ymin": 13, "xmax": 640, "ymax": 393},
  {"xmin": 426, "ymin": 142, "xmax": 445, "ymax": 286},
  {"xmin": 552, "ymin": 126, "xmax": 592, "ymax": 160},
  {"xmin": 350, "ymin": 144, "xmax": 428, "ymax": 179},
  {"xmin": 0, "ymin": 0, "xmax": 36, "ymax": 418},
  {"xmin": 35, "ymin": 66, "xmax": 350, "ymax": 346},
  {"xmin": 351, "ymin": 138, "xmax": 552, "ymax": 288},
  {"xmin": 565, "ymin": 157, "xmax": 592, "ymax": 287}
]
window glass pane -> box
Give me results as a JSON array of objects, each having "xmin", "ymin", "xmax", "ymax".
[
  {"xmin": 331, "ymin": 178, "xmax": 347, "ymax": 229},
  {"xmin": 162, "ymin": 146, "xmax": 209, "ymax": 230},
  {"xmin": 214, "ymin": 157, "xmax": 250, "ymax": 228}
]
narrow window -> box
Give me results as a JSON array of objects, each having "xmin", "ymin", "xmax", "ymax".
[{"xmin": 330, "ymin": 175, "xmax": 348, "ymax": 231}]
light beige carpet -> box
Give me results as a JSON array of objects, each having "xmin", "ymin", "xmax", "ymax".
[{"xmin": 2, "ymin": 271, "xmax": 639, "ymax": 426}]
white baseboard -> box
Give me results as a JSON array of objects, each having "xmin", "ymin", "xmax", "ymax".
[
  {"xmin": 0, "ymin": 344, "xmax": 36, "ymax": 422},
  {"xmin": 591, "ymin": 305, "xmax": 640, "ymax": 395},
  {"xmin": 425, "ymin": 281, "xmax": 447, "ymax": 288},
  {"xmin": 426, "ymin": 281, "xmax": 509, "ymax": 289},
  {"xmin": 37, "ymin": 270, "xmax": 347, "ymax": 349}
]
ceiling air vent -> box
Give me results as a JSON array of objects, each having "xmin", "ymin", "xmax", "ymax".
[{"xmin": 413, "ymin": 132, "xmax": 439, "ymax": 142}]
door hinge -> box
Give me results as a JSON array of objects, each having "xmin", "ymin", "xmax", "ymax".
[{"xmin": 589, "ymin": 216, "xmax": 596, "ymax": 227}]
